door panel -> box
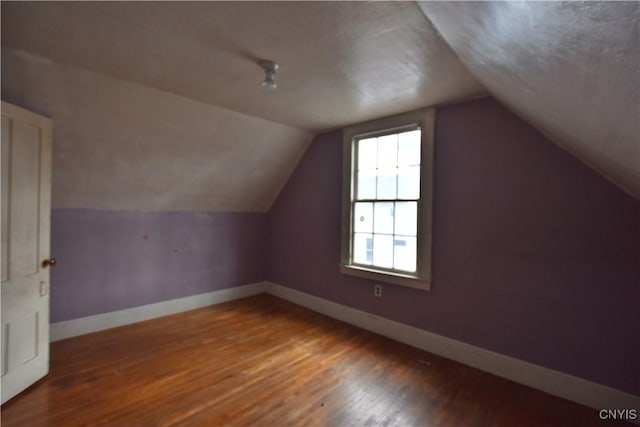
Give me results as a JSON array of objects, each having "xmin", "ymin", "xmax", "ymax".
[
  {"xmin": 13, "ymin": 312, "xmax": 40, "ymax": 364},
  {"xmin": 1, "ymin": 101, "xmax": 52, "ymax": 404},
  {"xmin": 1, "ymin": 116, "xmax": 10, "ymax": 283},
  {"xmin": 11, "ymin": 123, "xmax": 42, "ymax": 277}
]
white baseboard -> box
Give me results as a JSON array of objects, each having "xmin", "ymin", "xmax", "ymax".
[
  {"xmin": 49, "ymin": 279, "xmax": 639, "ymax": 420},
  {"xmin": 50, "ymin": 281, "xmax": 268, "ymax": 342},
  {"xmin": 265, "ymin": 282, "xmax": 640, "ymax": 418}
]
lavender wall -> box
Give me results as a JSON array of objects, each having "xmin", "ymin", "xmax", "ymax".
[
  {"xmin": 51, "ymin": 209, "xmax": 266, "ymax": 322},
  {"xmin": 266, "ymin": 98, "xmax": 640, "ymax": 395}
]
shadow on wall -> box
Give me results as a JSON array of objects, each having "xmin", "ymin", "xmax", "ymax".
[
  {"xmin": 50, "ymin": 210, "xmax": 266, "ymax": 323},
  {"xmin": 266, "ymin": 97, "xmax": 640, "ymax": 396}
]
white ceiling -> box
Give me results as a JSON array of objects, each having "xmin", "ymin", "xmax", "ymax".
[
  {"xmin": 418, "ymin": 1, "xmax": 640, "ymax": 198},
  {"xmin": 2, "ymin": 48, "xmax": 311, "ymax": 212},
  {"xmin": 1, "ymin": 1, "xmax": 487, "ymax": 212},
  {"xmin": 1, "ymin": 1, "xmax": 484, "ymax": 131},
  {"xmin": 1, "ymin": 1, "xmax": 637, "ymax": 210}
]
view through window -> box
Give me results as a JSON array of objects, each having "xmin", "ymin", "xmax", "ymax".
[
  {"xmin": 340, "ymin": 108, "xmax": 434, "ymax": 290},
  {"xmin": 351, "ymin": 127, "xmax": 421, "ymax": 273}
]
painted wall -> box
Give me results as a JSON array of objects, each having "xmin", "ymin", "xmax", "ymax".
[
  {"xmin": 267, "ymin": 98, "xmax": 640, "ymax": 395},
  {"xmin": 418, "ymin": 1, "xmax": 640, "ymax": 199},
  {"xmin": 51, "ymin": 210, "xmax": 265, "ymax": 322},
  {"xmin": 1, "ymin": 48, "xmax": 291, "ymax": 323}
]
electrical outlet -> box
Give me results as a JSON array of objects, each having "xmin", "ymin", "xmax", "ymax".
[{"xmin": 374, "ymin": 284, "xmax": 382, "ymax": 297}]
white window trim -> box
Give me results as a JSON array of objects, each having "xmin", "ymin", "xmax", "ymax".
[{"xmin": 340, "ymin": 107, "xmax": 435, "ymax": 291}]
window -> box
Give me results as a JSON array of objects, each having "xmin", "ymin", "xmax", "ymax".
[{"xmin": 340, "ymin": 108, "xmax": 434, "ymax": 290}]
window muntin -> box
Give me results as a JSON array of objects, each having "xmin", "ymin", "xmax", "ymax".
[
  {"xmin": 351, "ymin": 127, "xmax": 421, "ymax": 274},
  {"xmin": 340, "ymin": 108, "xmax": 434, "ymax": 290}
]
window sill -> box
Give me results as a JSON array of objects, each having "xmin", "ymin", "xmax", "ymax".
[{"xmin": 340, "ymin": 264, "xmax": 431, "ymax": 291}]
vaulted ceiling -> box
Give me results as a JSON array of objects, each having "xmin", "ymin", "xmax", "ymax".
[
  {"xmin": 1, "ymin": 1, "xmax": 483, "ymax": 131},
  {"xmin": 418, "ymin": 1, "xmax": 639, "ymax": 199},
  {"xmin": 1, "ymin": 1, "xmax": 638, "ymax": 211}
]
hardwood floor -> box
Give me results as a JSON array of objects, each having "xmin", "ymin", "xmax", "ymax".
[{"xmin": 1, "ymin": 294, "xmax": 630, "ymax": 426}]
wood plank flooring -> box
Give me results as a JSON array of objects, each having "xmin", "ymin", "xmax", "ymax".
[{"xmin": 1, "ymin": 294, "xmax": 630, "ymax": 426}]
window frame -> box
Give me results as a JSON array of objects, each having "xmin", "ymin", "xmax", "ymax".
[{"xmin": 340, "ymin": 108, "xmax": 435, "ymax": 290}]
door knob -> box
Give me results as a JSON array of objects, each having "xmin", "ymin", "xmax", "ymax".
[{"xmin": 42, "ymin": 258, "xmax": 57, "ymax": 268}]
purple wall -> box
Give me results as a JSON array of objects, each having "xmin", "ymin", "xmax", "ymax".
[
  {"xmin": 266, "ymin": 98, "xmax": 640, "ymax": 395},
  {"xmin": 51, "ymin": 209, "xmax": 266, "ymax": 322}
]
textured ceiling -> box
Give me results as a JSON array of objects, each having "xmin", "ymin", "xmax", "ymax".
[
  {"xmin": 3, "ymin": 1, "xmax": 636, "ymax": 211},
  {"xmin": 1, "ymin": 1, "xmax": 484, "ymax": 131},
  {"xmin": 418, "ymin": 1, "xmax": 640, "ymax": 198},
  {"xmin": 1, "ymin": 48, "xmax": 311, "ymax": 212}
]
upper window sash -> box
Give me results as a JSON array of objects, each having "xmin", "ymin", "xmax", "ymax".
[{"xmin": 340, "ymin": 107, "xmax": 435, "ymax": 290}]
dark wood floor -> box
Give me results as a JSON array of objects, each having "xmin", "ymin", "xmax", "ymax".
[{"xmin": 1, "ymin": 294, "xmax": 629, "ymax": 426}]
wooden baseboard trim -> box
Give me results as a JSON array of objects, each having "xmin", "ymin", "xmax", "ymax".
[
  {"xmin": 265, "ymin": 282, "xmax": 639, "ymax": 419},
  {"xmin": 50, "ymin": 282, "xmax": 268, "ymax": 342}
]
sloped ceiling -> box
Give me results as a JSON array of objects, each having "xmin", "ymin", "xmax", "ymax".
[
  {"xmin": 1, "ymin": 48, "xmax": 311, "ymax": 212},
  {"xmin": 4, "ymin": 2, "xmax": 635, "ymax": 209},
  {"xmin": 1, "ymin": 1, "xmax": 483, "ymax": 131},
  {"xmin": 418, "ymin": 1, "xmax": 640, "ymax": 198},
  {"xmin": 1, "ymin": 1, "xmax": 484, "ymax": 213}
]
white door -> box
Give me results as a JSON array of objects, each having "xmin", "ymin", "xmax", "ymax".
[{"xmin": 1, "ymin": 101, "xmax": 53, "ymax": 404}]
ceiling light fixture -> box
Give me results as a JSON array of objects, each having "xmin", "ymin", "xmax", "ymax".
[{"xmin": 260, "ymin": 60, "xmax": 279, "ymax": 90}]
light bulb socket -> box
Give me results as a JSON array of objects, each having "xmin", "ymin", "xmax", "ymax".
[
  {"xmin": 262, "ymin": 76, "xmax": 277, "ymax": 89},
  {"xmin": 260, "ymin": 60, "xmax": 279, "ymax": 90}
]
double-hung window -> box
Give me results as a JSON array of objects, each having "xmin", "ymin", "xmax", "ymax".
[{"xmin": 340, "ymin": 108, "xmax": 434, "ymax": 290}]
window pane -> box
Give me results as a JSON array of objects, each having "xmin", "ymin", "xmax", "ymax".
[
  {"xmin": 373, "ymin": 234, "xmax": 393, "ymax": 268},
  {"xmin": 374, "ymin": 202, "xmax": 394, "ymax": 234},
  {"xmin": 397, "ymin": 166, "xmax": 420, "ymax": 199},
  {"xmin": 395, "ymin": 201, "xmax": 417, "ymax": 236},
  {"xmin": 377, "ymin": 168, "xmax": 397, "ymax": 199},
  {"xmin": 353, "ymin": 233, "xmax": 373, "ymax": 265},
  {"xmin": 394, "ymin": 236, "xmax": 417, "ymax": 272},
  {"xmin": 398, "ymin": 130, "xmax": 421, "ymax": 166},
  {"xmin": 354, "ymin": 202, "xmax": 373, "ymax": 233},
  {"xmin": 358, "ymin": 137, "xmax": 377, "ymax": 170},
  {"xmin": 377, "ymin": 134, "xmax": 397, "ymax": 168},
  {"xmin": 357, "ymin": 169, "xmax": 376, "ymax": 199}
]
